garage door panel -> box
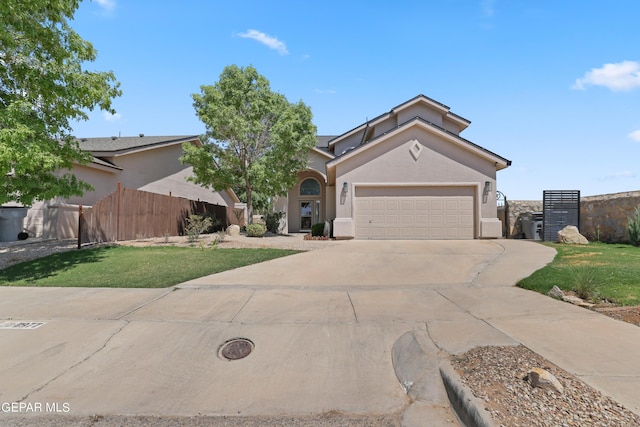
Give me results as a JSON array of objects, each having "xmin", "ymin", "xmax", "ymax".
[
  {"xmin": 401, "ymin": 200, "xmax": 414, "ymax": 210},
  {"xmin": 400, "ymin": 214, "xmax": 414, "ymax": 225},
  {"xmin": 355, "ymin": 191, "xmax": 475, "ymax": 240},
  {"xmin": 386, "ymin": 214, "xmax": 399, "ymax": 224},
  {"xmin": 371, "ymin": 200, "xmax": 385, "ymax": 210},
  {"xmin": 431, "ymin": 214, "xmax": 444, "ymax": 226}
]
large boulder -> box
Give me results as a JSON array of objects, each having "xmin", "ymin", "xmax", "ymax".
[
  {"xmin": 557, "ymin": 225, "xmax": 589, "ymax": 245},
  {"xmin": 226, "ymin": 224, "xmax": 240, "ymax": 236},
  {"xmin": 524, "ymin": 367, "xmax": 564, "ymax": 394}
]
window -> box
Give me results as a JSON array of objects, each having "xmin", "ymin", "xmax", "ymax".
[{"xmin": 300, "ymin": 178, "xmax": 321, "ymax": 196}]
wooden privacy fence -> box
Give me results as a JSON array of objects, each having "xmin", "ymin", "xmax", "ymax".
[{"xmin": 79, "ymin": 185, "xmax": 228, "ymax": 244}]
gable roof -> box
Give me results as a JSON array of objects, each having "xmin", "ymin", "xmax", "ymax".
[
  {"xmin": 328, "ymin": 94, "xmax": 471, "ymax": 148},
  {"xmin": 326, "ymin": 116, "xmax": 511, "ymax": 184},
  {"xmin": 77, "ymin": 135, "xmax": 200, "ymax": 156}
]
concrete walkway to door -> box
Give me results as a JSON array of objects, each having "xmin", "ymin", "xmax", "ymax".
[{"xmin": 1, "ymin": 239, "xmax": 640, "ymax": 426}]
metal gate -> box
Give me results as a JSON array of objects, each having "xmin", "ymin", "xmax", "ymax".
[{"xmin": 542, "ymin": 190, "xmax": 580, "ymax": 241}]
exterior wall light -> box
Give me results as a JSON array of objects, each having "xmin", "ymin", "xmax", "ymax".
[
  {"xmin": 484, "ymin": 181, "xmax": 492, "ymax": 193},
  {"xmin": 342, "ymin": 182, "xmax": 349, "ymax": 193}
]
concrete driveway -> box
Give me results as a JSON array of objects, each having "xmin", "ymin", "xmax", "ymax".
[{"xmin": 1, "ymin": 239, "xmax": 639, "ymax": 426}]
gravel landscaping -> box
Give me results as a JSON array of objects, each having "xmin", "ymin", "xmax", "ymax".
[{"xmin": 453, "ymin": 345, "xmax": 640, "ymax": 426}]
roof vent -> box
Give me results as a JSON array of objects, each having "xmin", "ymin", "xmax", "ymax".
[
  {"xmin": 111, "ymin": 136, "xmax": 117, "ymax": 140},
  {"xmin": 139, "ymin": 133, "xmax": 144, "ymax": 137}
]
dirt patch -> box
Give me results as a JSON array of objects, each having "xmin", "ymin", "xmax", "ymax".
[
  {"xmin": 563, "ymin": 252, "xmax": 605, "ymax": 266},
  {"xmin": 594, "ymin": 305, "xmax": 640, "ymax": 326}
]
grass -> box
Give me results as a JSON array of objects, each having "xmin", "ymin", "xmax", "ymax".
[
  {"xmin": 0, "ymin": 245, "xmax": 299, "ymax": 288},
  {"xmin": 517, "ymin": 242, "xmax": 640, "ymax": 306}
]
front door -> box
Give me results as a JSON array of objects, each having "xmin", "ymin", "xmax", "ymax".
[{"xmin": 300, "ymin": 200, "xmax": 321, "ymax": 231}]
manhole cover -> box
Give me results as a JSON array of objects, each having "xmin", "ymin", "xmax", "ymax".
[
  {"xmin": 0, "ymin": 321, "xmax": 45, "ymax": 330},
  {"xmin": 219, "ymin": 338, "xmax": 254, "ymax": 361}
]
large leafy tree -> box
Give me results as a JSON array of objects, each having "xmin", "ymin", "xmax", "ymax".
[
  {"xmin": 183, "ymin": 65, "xmax": 317, "ymax": 222},
  {"xmin": 0, "ymin": 0, "xmax": 121, "ymax": 205}
]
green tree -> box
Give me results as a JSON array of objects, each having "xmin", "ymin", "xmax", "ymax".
[
  {"xmin": 0, "ymin": 0, "xmax": 121, "ymax": 205},
  {"xmin": 182, "ymin": 65, "xmax": 317, "ymax": 222}
]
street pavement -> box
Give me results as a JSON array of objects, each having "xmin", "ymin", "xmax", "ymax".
[{"xmin": 1, "ymin": 239, "xmax": 639, "ymax": 426}]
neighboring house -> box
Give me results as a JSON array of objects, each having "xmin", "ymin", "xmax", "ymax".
[
  {"xmin": 25, "ymin": 135, "xmax": 243, "ymax": 238},
  {"xmin": 276, "ymin": 95, "xmax": 511, "ymax": 240}
]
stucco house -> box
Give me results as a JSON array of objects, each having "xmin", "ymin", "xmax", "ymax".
[
  {"xmin": 26, "ymin": 135, "xmax": 242, "ymax": 238},
  {"xmin": 277, "ymin": 95, "xmax": 511, "ymax": 240}
]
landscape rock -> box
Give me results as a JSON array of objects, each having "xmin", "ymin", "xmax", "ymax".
[
  {"xmin": 524, "ymin": 367, "xmax": 564, "ymax": 394},
  {"xmin": 562, "ymin": 295, "xmax": 595, "ymax": 308},
  {"xmin": 548, "ymin": 285, "xmax": 564, "ymax": 298},
  {"xmin": 557, "ymin": 225, "xmax": 589, "ymax": 245},
  {"xmin": 226, "ymin": 224, "xmax": 240, "ymax": 236}
]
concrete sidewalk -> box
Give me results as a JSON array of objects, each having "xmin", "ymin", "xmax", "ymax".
[{"xmin": 1, "ymin": 239, "xmax": 639, "ymax": 426}]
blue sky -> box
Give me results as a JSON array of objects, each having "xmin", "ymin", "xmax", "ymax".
[{"xmin": 71, "ymin": 0, "xmax": 640, "ymax": 200}]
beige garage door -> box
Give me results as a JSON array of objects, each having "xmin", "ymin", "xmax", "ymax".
[{"xmin": 354, "ymin": 187, "xmax": 475, "ymax": 240}]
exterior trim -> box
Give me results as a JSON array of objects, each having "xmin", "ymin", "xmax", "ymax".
[
  {"xmin": 327, "ymin": 117, "xmax": 510, "ymax": 185},
  {"xmin": 328, "ymin": 94, "xmax": 471, "ymax": 147}
]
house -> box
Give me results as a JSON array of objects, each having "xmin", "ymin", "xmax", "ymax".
[
  {"xmin": 26, "ymin": 135, "xmax": 243, "ymax": 238},
  {"xmin": 277, "ymin": 95, "xmax": 511, "ymax": 239}
]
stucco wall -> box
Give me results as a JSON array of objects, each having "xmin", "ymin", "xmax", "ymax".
[
  {"xmin": 333, "ymin": 128, "xmax": 498, "ymax": 222},
  {"xmin": 397, "ymin": 104, "xmax": 442, "ymax": 128},
  {"xmin": 64, "ymin": 164, "xmax": 120, "ymax": 206}
]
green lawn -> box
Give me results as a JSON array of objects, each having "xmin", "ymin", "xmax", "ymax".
[
  {"xmin": 517, "ymin": 242, "xmax": 640, "ymax": 306},
  {"xmin": 0, "ymin": 246, "xmax": 299, "ymax": 288}
]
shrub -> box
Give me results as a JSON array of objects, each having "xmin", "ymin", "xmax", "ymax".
[
  {"xmin": 311, "ymin": 222, "xmax": 325, "ymax": 237},
  {"xmin": 265, "ymin": 211, "xmax": 285, "ymax": 234},
  {"xmin": 628, "ymin": 206, "xmax": 640, "ymax": 247},
  {"xmin": 185, "ymin": 214, "xmax": 213, "ymax": 242},
  {"xmin": 246, "ymin": 223, "xmax": 266, "ymax": 237},
  {"xmin": 571, "ymin": 266, "xmax": 599, "ymax": 301}
]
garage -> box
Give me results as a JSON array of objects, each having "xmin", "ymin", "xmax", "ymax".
[{"xmin": 354, "ymin": 186, "xmax": 475, "ymax": 240}]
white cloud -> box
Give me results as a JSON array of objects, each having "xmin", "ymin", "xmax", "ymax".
[
  {"xmin": 103, "ymin": 111, "xmax": 122, "ymax": 122},
  {"xmin": 314, "ymin": 89, "xmax": 337, "ymax": 95},
  {"xmin": 238, "ymin": 30, "xmax": 288, "ymax": 55},
  {"xmin": 481, "ymin": 0, "xmax": 496, "ymax": 17},
  {"xmin": 629, "ymin": 129, "xmax": 640, "ymax": 142},
  {"xmin": 572, "ymin": 60, "xmax": 640, "ymax": 91},
  {"xmin": 599, "ymin": 170, "xmax": 637, "ymax": 181},
  {"xmin": 95, "ymin": 0, "xmax": 116, "ymax": 12}
]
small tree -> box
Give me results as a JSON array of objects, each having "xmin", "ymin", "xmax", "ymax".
[
  {"xmin": 628, "ymin": 205, "xmax": 640, "ymax": 247},
  {"xmin": 0, "ymin": 0, "xmax": 121, "ymax": 205},
  {"xmin": 182, "ymin": 65, "xmax": 317, "ymax": 223}
]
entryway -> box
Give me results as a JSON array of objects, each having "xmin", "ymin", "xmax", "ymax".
[{"xmin": 300, "ymin": 200, "xmax": 321, "ymax": 231}]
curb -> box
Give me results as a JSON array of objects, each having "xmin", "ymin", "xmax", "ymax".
[{"xmin": 439, "ymin": 363, "xmax": 497, "ymax": 427}]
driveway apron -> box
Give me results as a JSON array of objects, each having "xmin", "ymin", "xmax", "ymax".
[{"xmin": 2, "ymin": 239, "xmax": 640, "ymax": 424}]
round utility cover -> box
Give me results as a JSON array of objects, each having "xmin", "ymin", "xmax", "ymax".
[{"xmin": 219, "ymin": 338, "xmax": 254, "ymax": 360}]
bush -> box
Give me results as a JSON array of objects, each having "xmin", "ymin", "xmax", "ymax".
[
  {"xmin": 246, "ymin": 223, "xmax": 267, "ymax": 237},
  {"xmin": 571, "ymin": 266, "xmax": 599, "ymax": 301},
  {"xmin": 311, "ymin": 222, "xmax": 325, "ymax": 237},
  {"xmin": 628, "ymin": 206, "xmax": 640, "ymax": 247},
  {"xmin": 185, "ymin": 214, "xmax": 213, "ymax": 243},
  {"xmin": 265, "ymin": 211, "xmax": 285, "ymax": 234}
]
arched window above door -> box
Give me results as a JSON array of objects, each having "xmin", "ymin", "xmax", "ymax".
[{"xmin": 300, "ymin": 178, "xmax": 321, "ymax": 196}]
